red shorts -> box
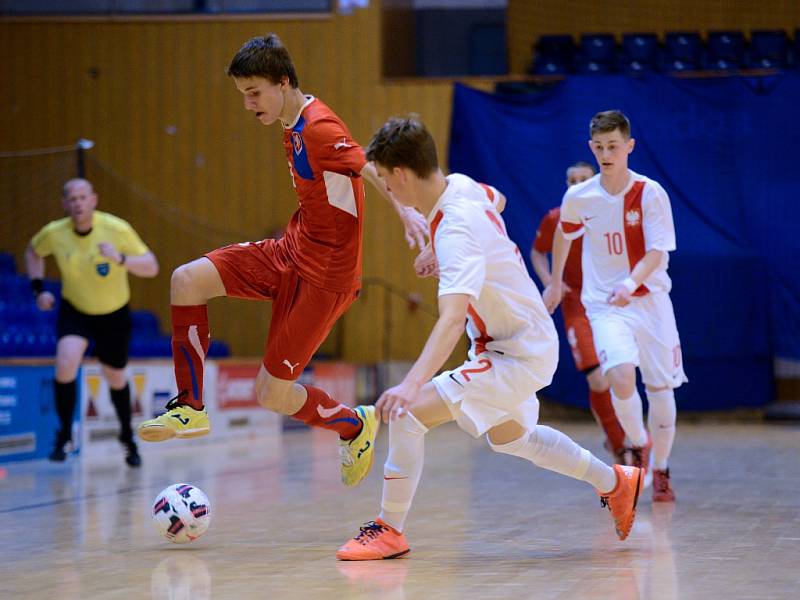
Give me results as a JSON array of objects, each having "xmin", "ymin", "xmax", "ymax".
[
  {"xmin": 206, "ymin": 239, "xmax": 358, "ymax": 380},
  {"xmin": 561, "ymin": 291, "xmax": 600, "ymax": 372}
]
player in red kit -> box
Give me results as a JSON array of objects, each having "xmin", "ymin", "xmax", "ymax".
[
  {"xmin": 138, "ymin": 34, "xmax": 428, "ymax": 488},
  {"xmin": 531, "ymin": 162, "xmax": 628, "ymax": 464}
]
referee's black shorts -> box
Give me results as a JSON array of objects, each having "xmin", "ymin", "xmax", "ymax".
[{"xmin": 56, "ymin": 300, "xmax": 132, "ymax": 369}]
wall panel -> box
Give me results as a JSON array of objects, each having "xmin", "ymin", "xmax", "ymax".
[{"xmin": 1, "ymin": 6, "xmax": 463, "ymax": 364}]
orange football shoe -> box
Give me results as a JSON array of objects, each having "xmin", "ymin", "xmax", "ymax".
[
  {"xmin": 598, "ymin": 464, "xmax": 643, "ymax": 541},
  {"xmin": 336, "ymin": 519, "xmax": 410, "ymax": 561}
]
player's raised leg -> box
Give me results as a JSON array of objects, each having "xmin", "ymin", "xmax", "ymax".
[
  {"xmin": 254, "ymin": 367, "xmax": 379, "ymax": 487},
  {"xmin": 486, "ymin": 419, "xmax": 641, "ymax": 541},
  {"xmin": 138, "ymin": 257, "xmax": 223, "ymax": 442}
]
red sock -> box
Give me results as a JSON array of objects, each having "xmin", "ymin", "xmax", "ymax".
[
  {"xmin": 292, "ymin": 385, "xmax": 363, "ymax": 440},
  {"xmin": 171, "ymin": 305, "xmax": 210, "ymax": 410},
  {"xmin": 590, "ymin": 389, "xmax": 626, "ymax": 453}
]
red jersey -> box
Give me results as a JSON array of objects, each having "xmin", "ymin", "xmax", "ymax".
[
  {"xmin": 533, "ymin": 207, "xmax": 583, "ymax": 292},
  {"xmin": 280, "ymin": 96, "xmax": 366, "ymax": 292}
]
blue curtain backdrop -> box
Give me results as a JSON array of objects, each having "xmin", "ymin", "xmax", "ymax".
[{"xmin": 448, "ymin": 74, "xmax": 800, "ymax": 410}]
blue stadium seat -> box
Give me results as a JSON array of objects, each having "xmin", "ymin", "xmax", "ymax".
[
  {"xmin": 42, "ymin": 279, "xmax": 62, "ymax": 296},
  {"xmin": 664, "ymin": 32, "xmax": 701, "ymax": 60},
  {"xmin": 748, "ymin": 30, "xmax": 788, "ymax": 68},
  {"xmin": 128, "ymin": 337, "xmax": 151, "ymax": 358},
  {"xmin": 0, "ymin": 330, "xmax": 39, "ymax": 357},
  {"xmin": 31, "ymin": 309, "xmax": 57, "ymax": 329},
  {"xmin": 580, "ymin": 34, "xmax": 616, "ymax": 62},
  {"xmin": 621, "ymin": 33, "xmax": 660, "ymax": 73},
  {"xmin": 575, "ymin": 33, "xmax": 617, "ymax": 73},
  {"xmin": 663, "ymin": 32, "xmax": 702, "ymax": 71},
  {"xmin": 706, "ymin": 31, "xmax": 745, "ymax": 69},
  {"xmin": 150, "ymin": 336, "xmax": 172, "ymax": 357},
  {"xmin": 131, "ymin": 310, "xmax": 161, "ymax": 336},
  {"xmin": 207, "ymin": 340, "xmax": 231, "ymax": 358},
  {"xmin": 0, "ymin": 274, "xmax": 30, "ymax": 299},
  {"xmin": 0, "ymin": 300, "xmax": 33, "ymax": 325},
  {"xmin": 0, "ymin": 253, "xmax": 16, "ymax": 274},
  {"xmin": 531, "ymin": 34, "xmax": 575, "ymax": 75}
]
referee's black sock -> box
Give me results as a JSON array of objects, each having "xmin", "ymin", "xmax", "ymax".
[
  {"xmin": 54, "ymin": 380, "xmax": 77, "ymax": 442},
  {"xmin": 110, "ymin": 383, "xmax": 133, "ymax": 443}
]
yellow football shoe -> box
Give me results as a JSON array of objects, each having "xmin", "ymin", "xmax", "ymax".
[
  {"xmin": 339, "ymin": 405, "xmax": 379, "ymax": 486},
  {"xmin": 138, "ymin": 392, "xmax": 210, "ymax": 442}
]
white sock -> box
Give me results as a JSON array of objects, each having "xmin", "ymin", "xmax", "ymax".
[
  {"xmin": 611, "ymin": 389, "xmax": 649, "ymax": 447},
  {"xmin": 378, "ymin": 411, "xmax": 428, "ymax": 532},
  {"xmin": 647, "ymin": 388, "xmax": 677, "ymax": 470},
  {"xmin": 488, "ymin": 425, "xmax": 617, "ymax": 493}
]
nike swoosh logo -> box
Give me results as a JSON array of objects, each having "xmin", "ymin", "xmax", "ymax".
[
  {"xmin": 317, "ymin": 405, "xmax": 342, "ymax": 419},
  {"xmin": 448, "ymin": 373, "xmax": 464, "ymax": 387}
]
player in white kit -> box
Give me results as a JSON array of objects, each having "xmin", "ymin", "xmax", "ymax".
[
  {"xmin": 543, "ymin": 110, "xmax": 686, "ymax": 503},
  {"xmin": 336, "ymin": 117, "xmax": 642, "ymax": 561}
]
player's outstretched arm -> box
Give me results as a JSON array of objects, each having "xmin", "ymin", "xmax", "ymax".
[
  {"xmin": 414, "ymin": 243, "xmax": 439, "ymax": 278},
  {"xmin": 360, "ymin": 161, "xmax": 428, "ymax": 250},
  {"xmin": 530, "ymin": 248, "xmax": 551, "ymax": 287},
  {"xmin": 542, "ymin": 227, "xmax": 572, "ymax": 313},
  {"xmin": 376, "ymin": 292, "xmax": 469, "ymax": 423}
]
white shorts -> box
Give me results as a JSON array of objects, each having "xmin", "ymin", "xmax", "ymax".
[
  {"xmin": 432, "ymin": 346, "xmax": 557, "ymax": 438},
  {"xmin": 587, "ymin": 292, "xmax": 688, "ymax": 389}
]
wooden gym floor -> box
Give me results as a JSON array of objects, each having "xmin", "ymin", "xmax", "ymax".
[{"xmin": 0, "ymin": 421, "xmax": 798, "ymax": 599}]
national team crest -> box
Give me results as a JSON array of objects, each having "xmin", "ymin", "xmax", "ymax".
[
  {"xmin": 625, "ymin": 209, "xmax": 641, "ymax": 227},
  {"xmin": 96, "ymin": 262, "xmax": 110, "ymax": 277},
  {"xmin": 291, "ymin": 131, "xmax": 303, "ymax": 154}
]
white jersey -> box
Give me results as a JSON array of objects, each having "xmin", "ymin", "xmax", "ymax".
[
  {"xmin": 429, "ymin": 173, "xmax": 558, "ymax": 361},
  {"xmin": 559, "ymin": 170, "xmax": 676, "ymax": 310}
]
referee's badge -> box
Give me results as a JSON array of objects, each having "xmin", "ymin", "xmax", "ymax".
[{"xmin": 96, "ymin": 262, "xmax": 110, "ymax": 277}]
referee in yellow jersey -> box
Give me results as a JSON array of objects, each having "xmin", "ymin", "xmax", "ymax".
[{"xmin": 24, "ymin": 178, "xmax": 159, "ymax": 465}]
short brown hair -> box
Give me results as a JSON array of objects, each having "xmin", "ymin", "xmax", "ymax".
[
  {"xmin": 569, "ymin": 160, "xmax": 595, "ymax": 173},
  {"xmin": 365, "ymin": 116, "xmax": 438, "ymax": 178},
  {"xmin": 226, "ymin": 33, "xmax": 299, "ymax": 87},
  {"xmin": 590, "ymin": 110, "xmax": 631, "ymax": 139}
]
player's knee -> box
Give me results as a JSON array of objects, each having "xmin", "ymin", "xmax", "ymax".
[
  {"xmin": 55, "ymin": 366, "xmax": 79, "ymax": 383},
  {"xmin": 487, "ymin": 420, "xmax": 529, "ymax": 450},
  {"xmin": 607, "ymin": 366, "xmax": 635, "ymax": 397},
  {"xmin": 645, "ymin": 384, "xmax": 670, "ymax": 394},
  {"xmin": 586, "ymin": 367, "xmax": 609, "ymax": 392},
  {"xmin": 170, "ymin": 265, "xmax": 194, "ymax": 296},
  {"xmin": 55, "ymin": 356, "xmax": 81, "ymax": 381}
]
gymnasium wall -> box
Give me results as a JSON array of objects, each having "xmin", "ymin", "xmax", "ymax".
[
  {"xmin": 507, "ymin": 0, "xmax": 800, "ymax": 73},
  {"xmin": 0, "ymin": 5, "xmax": 485, "ymax": 363}
]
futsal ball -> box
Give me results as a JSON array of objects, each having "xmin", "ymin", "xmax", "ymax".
[{"xmin": 152, "ymin": 483, "xmax": 211, "ymax": 544}]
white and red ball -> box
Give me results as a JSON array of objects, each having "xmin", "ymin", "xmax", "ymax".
[{"xmin": 152, "ymin": 483, "xmax": 211, "ymax": 544}]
